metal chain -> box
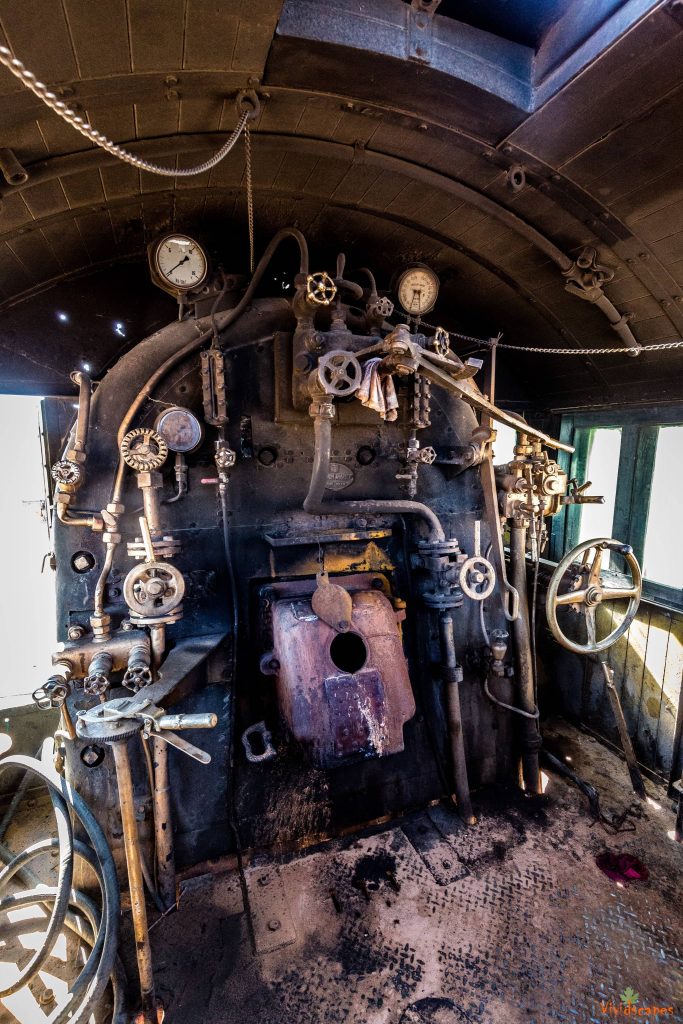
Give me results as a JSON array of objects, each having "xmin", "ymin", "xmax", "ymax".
[
  {"xmin": 244, "ymin": 121, "xmax": 255, "ymax": 274},
  {"xmin": 0, "ymin": 44, "xmax": 247, "ymax": 177},
  {"xmin": 495, "ymin": 339, "xmax": 683, "ymax": 355},
  {"xmin": 405, "ymin": 313, "xmax": 683, "ymax": 357}
]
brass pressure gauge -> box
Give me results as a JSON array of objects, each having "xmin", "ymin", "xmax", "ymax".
[
  {"xmin": 149, "ymin": 233, "xmax": 209, "ymax": 295},
  {"xmin": 154, "ymin": 406, "xmax": 203, "ymax": 453},
  {"xmin": 396, "ymin": 264, "xmax": 440, "ymax": 316}
]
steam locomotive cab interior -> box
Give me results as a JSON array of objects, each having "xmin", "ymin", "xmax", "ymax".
[{"xmin": 0, "ymin": 3, "xmax": 682, "ymax": 1022}]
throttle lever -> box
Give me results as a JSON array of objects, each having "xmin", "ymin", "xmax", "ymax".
[{"xmin": 148, "ymin": 728, "xmax": 213, "ymax": 765}]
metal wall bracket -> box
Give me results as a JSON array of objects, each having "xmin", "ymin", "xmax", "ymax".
[{"xmin": 406, "ymin": 0, "xmax": 441, "ymax": 63}]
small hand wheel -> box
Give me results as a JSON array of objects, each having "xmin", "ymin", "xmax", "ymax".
[
  {"xmin": 316, "ymin": 350, "xmax": 362, "ymax": 397},
  {"xmin": 51, "ymin": 459, "xmax": 82, "ymax": 486},
  {"xmin": 121, "ymin": 428, "xmax": 168, "ymax": 471},
  {"xmin": 306, "ymin": 271, "xmax": 337, "ymax": 307},
  {"xmin": 123, "ymin": 560, "xmax": 185, "ymax": 617},
  {"xmin": 419, "ymin": 446, "xmax": 437, "ymax": 465},
  {"xmin": 32, "ymin": 680, "xmax": 69, "ymax": 710},
  {"xmin": 545, "ymin": 538, "xmax": 642, "ymax": 655},
  {"xmin": 459, "ymin": 556, "xmax": 496, "ymax": 600},
  {"xmin": 432, "ymin": 327, "xmax": 450, "ymax": 357}
]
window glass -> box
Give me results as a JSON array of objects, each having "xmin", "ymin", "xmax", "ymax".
[
  {"xmin": 493, "ymin": 422, "xmax": 517, "ymax": 466},
  {"xmin": 577, "ymin": 427, "xmax": 621, "ymax": 544},
  {"xmin": 0, "ymin": 396, "xmax": 56, "ymax": 699},
  {"xmin": 642, "ymin": 425, "xmax": 683, "ymax": 589}
]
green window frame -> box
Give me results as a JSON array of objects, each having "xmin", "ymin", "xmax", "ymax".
[{"xmin": 548, "ymin": 405, "xmax": 683, "ymax": 611}]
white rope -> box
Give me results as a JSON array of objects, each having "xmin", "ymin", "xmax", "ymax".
[{"xmin": 0, "ymin": 44, "xmax": 247, "ymax": 177}]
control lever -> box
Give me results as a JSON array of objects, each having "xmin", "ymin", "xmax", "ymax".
[
  {"xmin": 76, "ymin": 696, "xmax": 217, "ymax": 764},
  {"xmin": 562, "ymin": 479, "xmax": 605, "ymax": 505}
]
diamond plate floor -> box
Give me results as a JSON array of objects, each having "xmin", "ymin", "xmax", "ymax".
[{"xmin": 152, "ymin": 721, "xmax": 683, "ymax": 1023}]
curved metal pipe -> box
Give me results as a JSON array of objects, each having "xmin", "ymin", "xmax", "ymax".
[
  {"xmin": 111, "ymin": 227, "xmax": 309, "ymax": 505},
  {"xmin": 303, "ymin": 412, "xmax": 445, "ymax": 543}
]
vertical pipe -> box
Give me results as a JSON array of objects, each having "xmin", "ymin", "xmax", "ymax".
[
  {"xmin": 438, "ymin": 612, "xmax": 476, "ymax": 824},
  {"xmin": 148, "ymin": 622, "xmax": 175, "ymax": 909},
  {"xmin": 152, "ymin": 736, "xmax": 176, "ymax": 909},
  {"xmin": 509, "ymin": 523, "xmax": 542, "ymax": 794},
  {"xmin": 112, "ymin": 740, "xmax": 156, "ymax": 1022}
]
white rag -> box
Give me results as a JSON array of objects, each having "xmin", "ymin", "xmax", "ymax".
[{"xmin": 357, "ymin": 358, "xmax": 399, "ymax": 421}]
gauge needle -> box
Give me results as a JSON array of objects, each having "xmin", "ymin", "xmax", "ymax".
[{"xmin": 168, "ymin": 255, "xmax": 190, "ymax": 274}]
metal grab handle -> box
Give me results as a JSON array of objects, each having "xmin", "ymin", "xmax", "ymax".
[{"xmin": 156, "ymin": 713, "xmax": 217, "ymax": 731}]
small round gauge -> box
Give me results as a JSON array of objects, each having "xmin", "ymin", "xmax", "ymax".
[
  {"xmin": 154, "ymin": 234, "xmax": 208, "ymax": 292},
  {"xmin": 154, "ymin": 406, "xmax": 203, "ymax": 453},
  {"xmin": 396, "ymin": 264, "xmax": 440, "ymax": 316}
]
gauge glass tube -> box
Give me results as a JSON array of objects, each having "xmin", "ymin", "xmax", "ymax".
[{"xmin": 154, "ymin": 407, "xmax": 203, "ymax": 453}]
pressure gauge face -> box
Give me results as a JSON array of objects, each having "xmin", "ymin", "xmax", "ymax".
[
  {"xmin": 154, "ymin": 407, "xmax": 203, "ymax": 453},
  {"xmin": 154, "ymin": 234, "xmax": 208, "ymax": 292},
  {"xmin": 396, "ymin": 265, "xmax": 440, "ymax": 316}
]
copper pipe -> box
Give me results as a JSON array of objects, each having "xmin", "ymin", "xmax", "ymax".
[
  {"xmin": 509, "ymin": 523, "xmax": 542, "ymax": 794},
  {"xmin": 148, "ymin": 623, "xmax": 175, "ymax": 909},
  {"xmin": 93, "ymin": 541, "xmax": 115, "ymax": 619},
  {"xmin": 151, "ymin": 736, "xmax": 175, "ymax": 910},
  {"xmin": 111, "ymin": 740, "xmax": 156, "ymax": 1021}
]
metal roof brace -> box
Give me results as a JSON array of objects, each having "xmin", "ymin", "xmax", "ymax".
[{"xmin": 407, "ymin": 0, "xmax": 442, "ymax": 63}]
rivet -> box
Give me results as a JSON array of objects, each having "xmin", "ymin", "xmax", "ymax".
[{"xmin": 267, "ymin": 918, "xmax": 281, "ymax": 931}]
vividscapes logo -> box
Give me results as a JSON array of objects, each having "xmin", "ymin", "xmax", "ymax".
[{"xmin": 597, "ymin": 987, "xmax": 676, "ymax": 1017}]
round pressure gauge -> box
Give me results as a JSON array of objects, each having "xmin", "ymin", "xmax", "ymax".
[
  {"xmin": 396, "ymin": 264, "xmax": 440, "ymax": 316},
  {"xmin": 153, "ymin": 234, "xmax": 208, "ymax": 292},
  {"xmin": 154, "ymin": 406, "xmax": 203, "ymax": 453}
]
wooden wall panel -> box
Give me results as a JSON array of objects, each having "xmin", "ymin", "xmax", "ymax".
[{"xmin": 575, "ymin": 601, "xmax": 683, "ymax": 784}]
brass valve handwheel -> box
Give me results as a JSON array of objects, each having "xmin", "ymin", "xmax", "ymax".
[
  {"xmin": 123, "ymin": 560, "xmax": 185, "ymax": 617},
  {"xmin": 306, "ymin": 271, "xmax": 337, "ymax": 306},
  {"xmin": 432, "ymin": 327, "xmax": 450, "ymax": 357},
  {"xmin": 51, "ymin": 459, "xmax": 82, "ymax": 486},
  {"xmin": 316, "ymin": 350, "xmax": 362, "ymax": 397},
  {"xmin": 545, "ymin": 538, "xmax": 642, "ymax": 655},
  {"xmin": 120, "ymin": 427, "xmax": 168, "ymax": 471}
]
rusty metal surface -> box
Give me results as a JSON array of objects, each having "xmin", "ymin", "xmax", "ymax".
[
  {"xmin": 270, "ymin": 578, "xmax": 416, "ymax": 767},
  {"xmin": 150, "ymin": 720, "xmax": 683, "ymax": 1024}
]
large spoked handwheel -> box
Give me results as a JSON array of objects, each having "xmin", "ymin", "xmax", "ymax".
[{"xmin": 546, "ymin": 538, "xmax": 642, "ymax": 655}]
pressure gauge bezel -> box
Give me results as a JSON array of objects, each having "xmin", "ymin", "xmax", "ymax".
[
  {"xmin": 396, "ymin": 263, "xmax": 440, "ymax": 316},
  {"xmin": 149, "ymin": 233, "xmax": 209, "ymax": 296},
  {"xmin": 154, "ymin": 406, "xmax": 204, "ymax": 453}
]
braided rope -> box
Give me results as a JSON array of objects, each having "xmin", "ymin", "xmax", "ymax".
[{"xmin": 0, "ymin": 44, "xmax": 247, "ymax": 177}]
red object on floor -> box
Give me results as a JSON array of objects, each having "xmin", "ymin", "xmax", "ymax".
[{"xmin": 595, "ymin": 850, "xmax": 649, "ymax": 882}]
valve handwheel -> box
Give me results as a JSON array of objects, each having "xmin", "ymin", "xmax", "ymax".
[
  {"xmin": 123, "ymin": 560, "xmax": 185, "ymax": 617},
  {"xmin": 120, "ymin": 427, "xmax": 168, "ymax": 471},
  {"xmin": 459, "ymin": 555, "xmax": 496, "ymax": 600},
  {"xmin": 545, "ymin": 538, "xmax": 642, "ymax": 655},
  {"xmin": 317, "ymin": 350, "xmax": 362, "ymax": 397},
  {"xmin": 306, "ymin": 271, "xmax": 337, "ymax": 307}
]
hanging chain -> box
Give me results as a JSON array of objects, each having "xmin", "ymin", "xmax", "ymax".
[
  {"xmin": 244, "ymin": 120, "xmax": 255, "ymax": 275},
  {"xmin": 495, "ymin": 339, "xmax": 683, "ymax": 355},
  {"xmin": 399, "ymin": 312, "xmax": 683, "ymax": 357},
  {"xmin": 0, "ymin": 43, "xmax": 247, "ymax": 177}
]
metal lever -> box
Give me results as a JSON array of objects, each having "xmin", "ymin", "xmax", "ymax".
[
  {"xmin": 149, "ymin": 728, "xmax": 213, "ymax": 765},
  {"xmin": 563, "ymin": 479, "xmax": 605, "ymax": 505},
  {"xmin": 140, "ymin": 708, "xmax": 217, "ymax": 764}
]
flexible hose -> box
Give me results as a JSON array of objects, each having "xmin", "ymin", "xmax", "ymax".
[
  {"xmin": 0, "ymin": 754, "xmax": 121, "ymax": 1024},
  {"xmin": 0, "ymin": 789, "xmax": 73, "ymax": 997}
]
